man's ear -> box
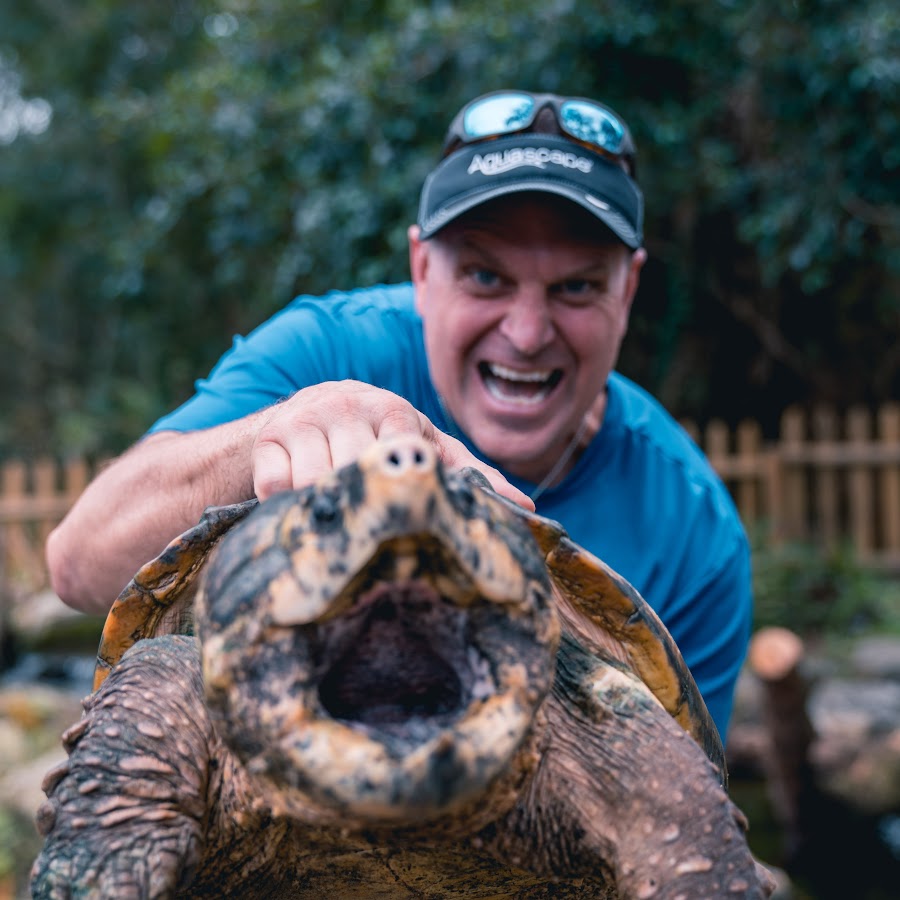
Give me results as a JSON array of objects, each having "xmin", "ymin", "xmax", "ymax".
[
  {"xmin": 408, "ymin": 225, "xmax": 428, "ymax": 314},
  {"xmin": 622, "ymin": 247, "xmax": 647, "ymax": 318}
]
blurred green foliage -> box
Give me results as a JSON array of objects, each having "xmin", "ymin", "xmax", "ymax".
[
  {"xmin": 1, "ymin": 0, "xmax": 898, "ymax": 457},
  {"xmin": 751, "ymin": 534, "xmax": 900, "ymax": 636}
]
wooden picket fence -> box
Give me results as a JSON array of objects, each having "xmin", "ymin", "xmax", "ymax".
[
  {"xmin": 0, "ymin": 457, "xmax": 102, "ymax": 590},
  {"xmin": 2, "ymin": 402, "xmax": 900, "ymax": 590},
  {"xmin": 680, "ymin": 403, "xmax": 900, "ymax": 570}
]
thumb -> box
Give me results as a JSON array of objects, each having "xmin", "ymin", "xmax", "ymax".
[{"xmin": 433, "ymin": 432, "xmax": 535, "ymax": 513}]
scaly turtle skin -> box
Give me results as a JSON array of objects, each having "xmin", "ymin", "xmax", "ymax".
[{"xmin": 32, "ymin": 437, "xmax": 769, "ymax": 899}]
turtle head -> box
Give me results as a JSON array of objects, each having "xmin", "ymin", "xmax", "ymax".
[{"xmin": 197, "ymin": 437, "xmax": 559, "ymax": 830}]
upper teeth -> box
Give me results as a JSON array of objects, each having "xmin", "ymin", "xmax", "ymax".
[{"xmin": 488, "ymin": 363, "xmax": 552, "ymax": 383}]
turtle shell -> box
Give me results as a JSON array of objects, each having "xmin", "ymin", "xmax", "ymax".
[
  {"xmin": 523, "ymin": 511, "xmax": 723, "ymax": 771},
  {"xmin": 92, "ymin": 469, "xmax": 724, "ymax": 777},
  {"xmin": 460, "ymin": 468, "xmax": 725, "ymax": 776},
  {"xmin": 92, "ymin": 499, "xmax": 258, "ymax": 692}
]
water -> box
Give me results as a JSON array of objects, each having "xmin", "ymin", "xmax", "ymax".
[
  {"xmin": 878, "ymin": 814, "xmax": 900, "ymax": 860},
  {"xmin": 0, "ymin": 651, "xmax": 94, "ymax": 694}
]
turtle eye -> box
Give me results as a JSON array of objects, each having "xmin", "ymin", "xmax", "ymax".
[
  {"xmin": 310, "ymin": 491, "xmax": 343, "ymax": 533},
  {"xmin": 446, "ymin": 477, "xmax": 477, "ymax": 519}
]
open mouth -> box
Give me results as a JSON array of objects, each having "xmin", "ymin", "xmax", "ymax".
[
  {"xmin": 311, "ymin": 540, "xmax": 497, "ymax": 743},
  {"xmin": 317, "ymin": 586, "xmax": 481, "ymax": 727},
  {"xmin": 479, "ymin": 361, "xmax": 562, "ymax": 405}
]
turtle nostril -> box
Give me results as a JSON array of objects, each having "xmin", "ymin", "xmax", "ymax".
[{"xmin": 381, "ymin": 439, "xmax": 433, "ymax": 474}]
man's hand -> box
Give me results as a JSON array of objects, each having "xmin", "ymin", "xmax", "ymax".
[
  {"xmin": 47, "ymin": 381, "xmax": 534, "ymax": 614},
  {"xmin": 252, "ymin": 381, "xmax": 534, "ymax": 510}
]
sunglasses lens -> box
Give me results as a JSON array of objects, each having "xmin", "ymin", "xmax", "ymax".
[
  {"xmin": 463, "ymin": 93, "xmax": 536, "ymax": 138},
  {"xmin": 560, "ymin": 100, "xmax": 625, "ymax": 154}
]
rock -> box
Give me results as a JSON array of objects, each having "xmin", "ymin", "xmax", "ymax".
[
  {"xmin": 0, "ymin": 720, "xmax": 27, "ymax": 772},
  {"xmin": 851, "ymin": 636, "xmax": 900, "ymax": 680},
  {"xmin": 0, "ymin": 685, "xmax": 84, "ymax": 733},
  {"xmin": 810, "ymin": 726, "xmax": 900, "ymax": 816},
  {"xmin": 730, "ymin": 636, "xmax": 900, "ymax": 818},
  {"xmin": 0, "ymin": 678, "xmax": 82, "ymax": 899},
  {"xmin": 0, "ymin": 684, "xmax": 83, "ymax": 793},
  {"xmin": 9, "ymin": 590, "xmax": 103, "ymax": 656},
  {"xmin": 766, "ymin": 863, "xmax": 796, "ymax": 899},
  {"xmin": 10, "ymin": 590, "xmax": 80, "ymax": 634},
  {"xmin": 809, "ymin": 678, "xmax": 900, "ymax": 737}
]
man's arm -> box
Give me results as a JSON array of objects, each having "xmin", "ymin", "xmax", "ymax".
[
  {"xmin": 46, "ymin": 415, "xmax": 262, "ymax": 615},
  {"xmin": 47, "ymin": 382, "xmax": 533, "ymax": 615}
]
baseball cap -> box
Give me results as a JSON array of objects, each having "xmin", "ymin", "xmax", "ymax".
[{"xmin": 416, "ymin": 91, "xmax": 644, "ymax": 248}]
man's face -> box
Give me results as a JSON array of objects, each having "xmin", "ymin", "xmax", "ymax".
[{"xmin": 410, "ymin": 193, "xmax": 645, "ymax": 483}]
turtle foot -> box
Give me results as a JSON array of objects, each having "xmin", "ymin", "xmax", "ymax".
[{"xmin": 30, "ymin": 636, "xmax": 209, "ymax": 899}]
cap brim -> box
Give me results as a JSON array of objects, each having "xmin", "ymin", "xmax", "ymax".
[{"xmin": 418, "ymin": 134, "xmax": 643, "ymax": 248}]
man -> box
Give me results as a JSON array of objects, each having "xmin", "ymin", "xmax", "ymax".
[{"xmin": 47, "ymin": 91, "xmax": 751, "ymax": 739}]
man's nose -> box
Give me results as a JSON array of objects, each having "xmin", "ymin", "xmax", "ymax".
[{"xmin": 497, "ymin": 291, "xmax": 555, "ymax": 355}]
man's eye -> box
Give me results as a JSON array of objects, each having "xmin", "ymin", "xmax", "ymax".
[
  {"xmin": 467, "ymin": 269, "xmax": 501, "ymax": 289},
  {"xmin": 553, "ymin": 279, "xmax": 599, "ymax": 302}
]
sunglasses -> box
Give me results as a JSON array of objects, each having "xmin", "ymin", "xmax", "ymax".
[{"xmin": 443, "ymin": 91, "xmax": 637, "ymax": 176}]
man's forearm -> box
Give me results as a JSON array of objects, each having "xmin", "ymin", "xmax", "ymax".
[{"xmin": 46, "ymin": 417, "xmax": 262, "ymax": 615}]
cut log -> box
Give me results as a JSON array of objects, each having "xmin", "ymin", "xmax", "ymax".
[{"xmin": 747, "ymin": 626, "xmax": 816, "ymax": 859}]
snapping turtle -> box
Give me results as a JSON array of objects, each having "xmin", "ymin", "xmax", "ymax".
[{"xmin": 32, "ymin": 437, "xmax": 770, "ymax": 899}]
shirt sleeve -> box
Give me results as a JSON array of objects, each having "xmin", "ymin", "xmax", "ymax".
[{"xmin": 148, "ymin": 289, "xmax": 423, "ymax": 434}]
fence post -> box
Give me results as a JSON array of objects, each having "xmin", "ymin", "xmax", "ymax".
[
  {"xmin": 847, "ymin": 406, "xmax": 874, "ymax": 559},
  {"xmin": 736, "ymin": 419, "xmax": 761, "ymax": 523},
  {"xmin": 1, "ymin": 461, "xmax": 33, "ymax": 582},
  {"xmin": 763, "ymin": 447, "xmax": 785, "ymax": 543},
  {"xmin": 64, "ymin": 457, "xmax": 89, "ymax": 500},
  {"xmin": 878, "ymin": 403, "xmax": 900, "ymax": 562},
  {"xmin": 782, "ymin": 408, "xmax": 807, "ymax": 542},
  {"xmin": 705, "ymin": 419, "xmax": 730, "ymax": 473},
  {"xmin": 812, "ymin": 406, "xmax": 840, "ymax": 551},
  {"xmin": 34, "ymin": 458, "xmax": 57, "ymax": 558}
]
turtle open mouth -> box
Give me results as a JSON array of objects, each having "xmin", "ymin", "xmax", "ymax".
[
  {"xmin": 314, "ymin": 544, "xmax": 495, "ymax": 738},
  {"xmin": 318, "ymin": 588, "xmax": 465, "ymax": 722}
]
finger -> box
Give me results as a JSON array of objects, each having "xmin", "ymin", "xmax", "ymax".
[
  {"xmin": 374, "ymin": 404, "xmax": 437, "ymax": 442},
  {"xmin": 252, "ymin": 439, "xmax": 294, "ymax": 501},
  {"xmin": 433, "ymin": 431, "xmax": 535, "ymax": 512},
  {"xmin": 253, "ymin": 424, "xmax": 333, "ymax": 500},
  {"xmin": 326, "ymin": 419, "xmax": 382, "ymax": 472},
  {"xmin": 285, "ymin": 426, "xmax": 334, "ymax": 490}
]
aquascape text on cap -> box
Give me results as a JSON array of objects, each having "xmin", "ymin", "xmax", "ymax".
[{"xmin": 417, "ymin": 134, "xmax": 644, "ymax": 248}]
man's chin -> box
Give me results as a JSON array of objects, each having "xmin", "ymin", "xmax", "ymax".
[{"xmin": 470, "ymin": 429, "xmax": 557, "ymax": 483}]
